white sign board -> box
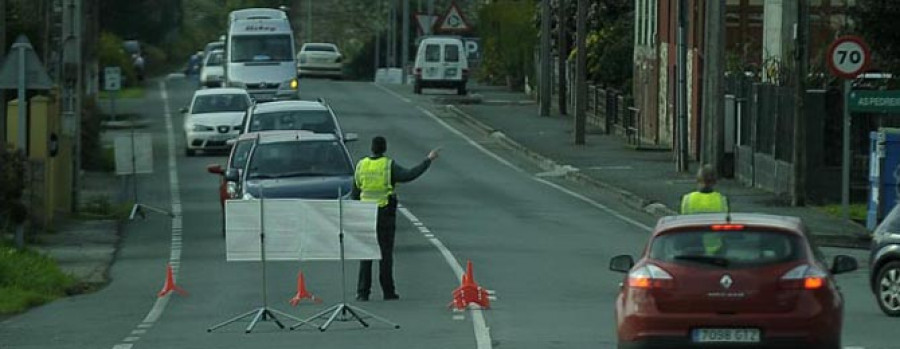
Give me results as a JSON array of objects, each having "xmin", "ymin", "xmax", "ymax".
[
  {"xmin": 225, "ymin": 199, "xmax": 380, "ymax": 262},
  {"xmin": 827, "ymin": 36, "xmax": 870, "ymax": 80},
  {"xmin": 114, "ymin": 133, "xmax": 153, "ymax": 175},
  {"xmin": 105, "ymin": 66, "xmax": 122, "ymax": 91}
]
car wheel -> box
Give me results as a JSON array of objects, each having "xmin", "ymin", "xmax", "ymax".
[
  {"xmin": 185, "ymin": 148, "xmax": 195, "ymax": 157},
  {"xmin": 457, "ymin": 84, "xmax": 467, "ymax": 96},
  {"xmin": 876, "ymin": 261, "xmax": 900, "ymax": 316}
]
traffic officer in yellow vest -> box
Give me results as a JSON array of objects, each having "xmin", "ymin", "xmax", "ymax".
[
  {"xmin": 354, "ymin": 136, "xmax": 439, "ymax": 301},
  {"xmin": 681, "ymin": 164, "xmax": 729, "ymax": 255}
]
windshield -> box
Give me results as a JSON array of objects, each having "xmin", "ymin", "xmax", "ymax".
[
  {"xmin": 205, "ymin": 51, "xmax": 224, "ymax": 66},
  {"xmin": 649, "ymin": 230, "xmax": 804, "ymax": 268},
  {"xmin": 191, "ymin": 94, "xmax": 249, "ymax": 114},
  {"xmin": 246, "ymin": 140, "xmax": 352, "ymax": 178},
  {"xmin": 230, "ymin": 35, "xmax": 293, "ymax": 62},
  {"xmin": 248, "ymin": 110, "xmax": 336, "ymax": 134}
]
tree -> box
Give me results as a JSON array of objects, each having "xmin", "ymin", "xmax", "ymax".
[{"xmin": 855, "ymin": 0, "xmax": 900, "ymax": 73}]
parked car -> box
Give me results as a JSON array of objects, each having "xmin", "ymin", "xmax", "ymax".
[
  {"xmin": 207, "ymin": 131, "xmax": 355, "ymax": 234},
  {"xmin": 412, "ymin": 36, "xmax": 469, "ymax": 95},
  {"xmin": 609, "ymin": 213, "xmax": 858, "ymax": 349},
  {"xmin": 869, "ymin": 204, "xmax": 900, "ymax": 317},
  {"xmin": 296, "ymin": 43, "xmax": 344, "ymax": 79},
  {"xmin": 239, "ymin": 99, "xmax": 357, "ymax": 143},
  {"xmin": 182, "ymin": 88, "xmax": 252, "ymax": 156},
  {"xmin": 200, "ymin": 49, "xmax": 225, "ymax": 88}
]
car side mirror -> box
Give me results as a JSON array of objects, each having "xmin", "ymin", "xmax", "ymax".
[
  {"xmin": 609, "ymin": 255, "xmax": 635, "ymax": 273},
  {"xmin": 830, "ymin": 255, "xmax": 858, "ymax": 275},
  {"xmin": 344, "ymin": 132, "xmax": 358, "ymax": 142},
  {"xmin": 224, "ymin": 168, "xmax": 240, "ymax": 182},
  {"xmin": 206, "ymin": 164, "xmax": 224, "ymax": 175},
  {"xmin": 180, "ymin": 106, "xmax": 189, "ymax": 114}
]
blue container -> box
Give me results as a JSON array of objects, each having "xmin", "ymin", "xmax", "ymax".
[{"xmin": 868, "ymin": 128, "xmax": 900, "ymax": 230}]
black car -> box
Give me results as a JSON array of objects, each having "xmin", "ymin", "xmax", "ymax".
[{"xmin": 870, "ymin": 204, "xmax": 900, "ymax": 316}]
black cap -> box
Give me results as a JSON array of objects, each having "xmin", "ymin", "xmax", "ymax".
[{"xmin": 371, "ymin": 136, "xmax": 387, "ymax": 155}]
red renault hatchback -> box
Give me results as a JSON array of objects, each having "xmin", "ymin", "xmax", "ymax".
[{"xmin": 610, "ymin": 213, "xmax": 858, "ymax": 349}]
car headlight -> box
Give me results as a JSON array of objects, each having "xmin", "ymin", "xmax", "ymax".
[
  {"xmin": 242, "ymin": 192, "xmax": 256, "ymax": 200},
  {"xmin": 290, "ymin": 78, "xmax": 298, "ymax": 90},
  {"xmin": 193, "ymin": 124, "xmax": 214, "ymax": 132},
  {"xmin": 299, "ymin": 55, "xmax": 307, "ymax": 64}
]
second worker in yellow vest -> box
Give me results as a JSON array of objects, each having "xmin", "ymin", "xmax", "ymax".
[
  {"xmin": 680, "ymin": 164, "xmax": 729, "ymax": 255},
  {"xmin": 354, "ymin": 136, "xmax": 440, "ymax": 301}
]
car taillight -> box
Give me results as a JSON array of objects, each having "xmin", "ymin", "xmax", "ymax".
[
  {"xmin": 780, "ymin": 264, "xmax": 827, "ymax": 290},
  {"xmin": 628, "ymin": 264, "xmax": 674, "ymax": 289},
  {"xmin": 226, "ymin": 181, "xmax": 239, "ymax": 199},
  {"xmin": 711, "ymin": 224, "xmax": 745, "ymax": 231}
]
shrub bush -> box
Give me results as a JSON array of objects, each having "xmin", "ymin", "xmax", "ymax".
[
  {"xmin": 477, "ymin": 2, "xmax": 538, "ymax": 89},
  {"xmin": 0, "ymin": 146, "xmax": 27, "ymax": 231},
  {"xmin": 98, "ymin": 32, "xmax": 138, "ymax": 87},
  {"xmin": 0, "ymin": 243, "xmax": 75, "ymax": 314}
]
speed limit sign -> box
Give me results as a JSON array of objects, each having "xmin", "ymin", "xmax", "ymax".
[{"xmin": 827, "ymin": 36, "xmax": 871, "ymax": 79}]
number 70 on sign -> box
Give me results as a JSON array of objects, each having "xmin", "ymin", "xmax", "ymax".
[{"xmin": 827, "ymin": 36, "xmax": 871, "ymax": 80}]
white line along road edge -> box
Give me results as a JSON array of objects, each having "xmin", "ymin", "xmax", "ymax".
[
  {"xmin": 111, "ymin": 80, "xmax": 184, "ymax": 349},
  {"xmin": 398, "ymin": 206, "xmax": 492, "ymax": 349}
]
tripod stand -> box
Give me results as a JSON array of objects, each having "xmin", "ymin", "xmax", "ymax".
[
  {"xmin": 291, "ymin": 192, "xmax": 399, "ymax": 331},
  {"xmin": 208, "ymin": 194, "xmax": 317, "ymax": 333}
]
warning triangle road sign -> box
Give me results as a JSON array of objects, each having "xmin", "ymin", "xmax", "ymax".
[
  {"xmin": 415, "ymin": 14, "xmax": 438, "ymax": 34},
  {"xmin": 0, "ymin": 35, "xmax": 54, "ymax": 90},
  {"xmin": 436, "ymin": 2, "xmax": 471, "ymax": 33}
]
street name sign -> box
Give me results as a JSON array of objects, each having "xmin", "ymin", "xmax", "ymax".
[{"xmin": 849, "ymin": 90, "xmax": 900, "ymax": 114}]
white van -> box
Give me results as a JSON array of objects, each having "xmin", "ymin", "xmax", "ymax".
[
  {"xmin": 225, "ymin": 8, "xmax": 299, "ymax": 102},
  {"xmin": 413, "ymin": 36, "xmax": 469, "ymax": 95}
]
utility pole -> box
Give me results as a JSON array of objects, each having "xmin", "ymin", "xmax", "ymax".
[
  {"xmin": 557, "ymin": 0, "xmax": 567, "ymax": 115},
  {"xmin": 676, "ymin": 0, "xmax": 689, "ymax": 172},
  {"xmin": 792, "ymin": 0, "xmax": 809, "ymax": 206},
  {"xmin": 0, "ymin": 0, "xmax": 6, "ymax": 145},
  {"xmin": 540, "ymin": 0, "xmax": 551, "ymax": 117},
  {"xmin": 701, "ymin": 0, "xmax": 725, "ymax": 170},
  {"xmin": 402, "ymin": 0, "xmax": 410, "ymax": 84},
  {"xmin": 306, "ymin": 0, "xmax": 312, "ymax": 43},
  {"xmin": 574, "ymin": 0, "xmax": 586, "ymax": 144},
  {"xmin": 389, "ymin": 0, "xmax": 396, "ymax": 68}
]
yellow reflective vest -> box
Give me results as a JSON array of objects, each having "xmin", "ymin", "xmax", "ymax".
[
  {"xmin": 680, "ymin": 191, "xmax": 728, "ymax": 214},
  {"xmin": 681, "ymin": 191, "xmax": 729, "ymax": 255},
  {"xmin": 356, "ymin": 157, "xmax": 393, "ymax": 207}
]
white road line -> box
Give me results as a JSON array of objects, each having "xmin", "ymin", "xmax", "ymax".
[
  {"xmin": 398, "ymin": 206, "xmax": 492, "ymax": 349},
  {"xmin": 112, "ymin": 80, "xmax": 184, "ymax": 349},
  {"xmin": 372, "ymin": 82, "xmax": 412, "ymax": 103}
]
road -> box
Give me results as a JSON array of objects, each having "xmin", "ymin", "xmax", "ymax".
[{"xmin": 0, "ymin": 76, "xmax": 897, "ymax": 348}]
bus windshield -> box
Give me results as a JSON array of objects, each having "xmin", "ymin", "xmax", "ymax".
[{"xmin": 230, "ymin": 35, "xmax": 293, "ymax": 63}]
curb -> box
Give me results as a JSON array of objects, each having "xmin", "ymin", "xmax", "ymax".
[{"xmin": 444, "ymin": 104, "xmax": 868, "ymax": 249}]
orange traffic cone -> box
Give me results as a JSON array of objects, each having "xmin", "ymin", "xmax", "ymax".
[
  {"xmin": 158, "ymin": 264, "xmax": 188, "ymax": 297},
  {"xmin": 449, "ymin": 260, "xmax": 490, "ymax": 310},
  {"xmin": 289, "ymin": 271, "xmax": 321, "ymax": 306}
]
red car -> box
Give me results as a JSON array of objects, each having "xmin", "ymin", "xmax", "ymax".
[{"xmin": 609, "ymin": 213, "xmax": 858, "ymax": 349}]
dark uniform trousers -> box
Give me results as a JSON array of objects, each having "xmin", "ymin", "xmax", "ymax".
[{"xmin": 357, "ymin": 202, "xmax": 397, "ymax": 297}]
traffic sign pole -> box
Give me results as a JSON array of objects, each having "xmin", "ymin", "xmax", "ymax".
[{"xmin": 827, "ymin": 36, "xmax": 870, "ymax": 223}]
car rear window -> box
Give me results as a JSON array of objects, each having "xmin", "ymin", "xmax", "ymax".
[
  {"xmin": 246, "ymin": 140, "xmax": 352, "ymax": 178},
  {"xmin": 649, "ymin": 230, "xmax": 805, "ymax": 268},
  {"xmin": 304, "ymin": 45, "xmax": 336, "ymax": 52},
  {"xmin": 425, "ymin": 44, "xmax": 440, "ymax": 62},
  {"xmin": 192, "ymin": 94, "xmax": 249, "ymax": 114},
  {"xmin": 445, "ymin": 44, "xmax": 460, "ymax": 62},
  {"xmin": 248, "ymin": 110, "xmax": 336, "ymax": 134}
]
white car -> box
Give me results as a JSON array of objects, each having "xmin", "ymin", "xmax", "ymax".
[
  {"xmin": 182, "ymin": 88, "xmax": 252, "ymax": 156},
  {"xmin": 296, "ymin": 43, "xmax": 343, "ymax": 79},
  {"xmin": 200, "ymin": 49, "xmax": 225, "ymax": 88}
]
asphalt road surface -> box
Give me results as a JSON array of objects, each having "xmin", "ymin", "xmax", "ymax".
[{"xmin": 1, "ymin": 76, "xmax": 897, "ymax": 349}]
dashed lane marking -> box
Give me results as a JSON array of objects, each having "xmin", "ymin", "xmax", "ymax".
[{"xmin": 112, "ymin": 80, "xmax": 184, "ymax": 349}]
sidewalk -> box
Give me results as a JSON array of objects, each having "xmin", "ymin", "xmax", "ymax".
[{"xmin": 443, "ymin": 84, "xmax": 871, "ymax": 248}]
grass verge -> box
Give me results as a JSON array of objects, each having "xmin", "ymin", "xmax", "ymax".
[
  {"xmin": 0, "ymin": 243, "xmax": 75, "ymax": 314},
  {"xmin": 817, "ymin": 203, "xmax": 868, "ymax": 222}
]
